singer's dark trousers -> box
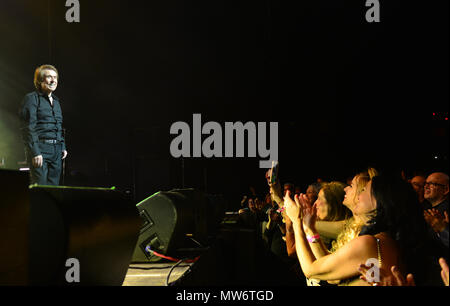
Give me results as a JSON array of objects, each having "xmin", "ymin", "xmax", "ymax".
[{"xmin": 28, "ymin": 142, "xmax": 62, "ymax": 185}]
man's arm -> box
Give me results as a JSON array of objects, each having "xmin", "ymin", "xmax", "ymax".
[
  {"xmin": 424, "ymin": 209, "xmax": 449, "ymax": 248},
  {"xmin": 269, "ymin": 182, "xmax": 284, "ymax": 207},
  {"xmin": 438, "ymin": 211, "xmax": 449, "ymax": 248},
  {"xmin": 54, "ymin": 100, "xmax": 67, "ymax": 157},
  {"xmin": 19, "ymin": 94, "xmax": 41, "ymax": 158}
]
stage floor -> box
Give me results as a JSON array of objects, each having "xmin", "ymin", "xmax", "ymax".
[{"xmin": 122, "ymin": 262, "xmax": 194, "ymax": 286}]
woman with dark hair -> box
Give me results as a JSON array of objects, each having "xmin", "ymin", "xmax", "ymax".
[
  {"xmin": 284, "ymin": 173, "xmax": 445, "ymax": 286},
  {"xmin": 357, "ymin": 174, "xmax": 445, "ymax": 285}
]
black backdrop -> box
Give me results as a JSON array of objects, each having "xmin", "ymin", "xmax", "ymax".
[{"xmin": 0, "ymin": 0, "xmax": 448, "ymax": 207}]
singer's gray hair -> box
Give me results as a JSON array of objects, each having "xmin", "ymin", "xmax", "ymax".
[{"xmin": 34, "ymin": 64, "xmax": 59, "ymax": 91}]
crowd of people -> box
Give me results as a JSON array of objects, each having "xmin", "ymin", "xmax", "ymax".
[{"xmin": 235, "ymin": 167, "xmax": 449, "ymax": 286}]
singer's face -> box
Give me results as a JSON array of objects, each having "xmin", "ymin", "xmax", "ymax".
[{"xmin": 40, "ymin": 69, "xmax": 58, "ymax": 94}]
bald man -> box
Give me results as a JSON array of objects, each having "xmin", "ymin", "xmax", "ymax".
[{"xmin": 424, "ymin": 172, "xmax": 449, "ymax": 248}]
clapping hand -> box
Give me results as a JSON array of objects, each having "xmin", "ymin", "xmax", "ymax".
[
  {"xmin": 359, "ymin": 258, "xmax": 449, "ymax": 286},
  {"xmin": 358, "ymin": 264, "xmax": 415, "ymax": 286},
  {"xmin": 298, "ymin": 193, "xmax": 317, "ymax": 233},
  {"xmin": 284, "ymin": 190, "xmax": 301, "ymax": 225},
  {"xmin": 440, "ymin": 258, "xmax": 449, "ymax": 286},
  {"xmin": 424, "ymin": 208, "xmax": 449, "ymax": 233},
  {"xmin": 284, "ymin": 191, "xmax": 318, "ymax": 232}
]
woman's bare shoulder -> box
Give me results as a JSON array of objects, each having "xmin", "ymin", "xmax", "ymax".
[{"xmin": 341, "ymin": 234, "xmax": 379, "ymax": 258}]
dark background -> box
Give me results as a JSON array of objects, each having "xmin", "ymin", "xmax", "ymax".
[{"xmin": 0, "ymin": 0, "xmax": 448, "ymax": 208}]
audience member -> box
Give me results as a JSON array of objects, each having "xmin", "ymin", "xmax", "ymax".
[
  {"xmin": 358, "ymin": 263, "xmax": 416, "ymax": 286},
  {"xmin": 307, "ymin": 180, "xmax": 344, "ymax": 241},
  {"xmin": 305, "ymin": 182, "xmax": 322, "ymax": 204},
  {"xmin": 284, "ymin": 173, "xmax": 445, "ymax": 286},
  {"xmin": 283, "ymin": 183, "xmax": 295, "ymax": 197},
  {"xmin": 247, "ymin": 196, "xmax": 257, "ymax": 213},
  {"xmin": 440, "ymin": 257, "xmax": 449, "ymax": 286},
  {"xmin": 284, "ymin": 181, "xmax": 351, "ymax": 286},
  {"xmin": 316, "ymin": 182, "xmax": 352, "ymax": 223},
  {"xmin": 238, "ymin": 195, "xmax": 249, "ymax": 213},
  {"xmin": 410, "ymin": 175, "xmax": 427, "ymax": 206},
  {"xmin": 265, "ymin": 206, "xmax": 290, "ymax": 261},
  {"xmin": 423, "ymin": 172, "xmax": 449, "ymax": 248},
  {"xmin": 284, "ymin": 180, "xmax": 349, "ymax": 251},
  {"xmin": 284, "ymin": 181, "xmax": 324, "ymax": 259},
  {"xmin": 261, "ymin": 195, "xmax": 277, "ymax": 247},
  {"xmin": 358, "ymin": 257, "xmax": 449, "ymax": 286},
  {"xmin": 240, "ymin": 165, "xmax": 447, "ymax": 286},
  {"xmin": 294, "ymin": 186, "xmax": 302, "ymax": 196},
  {"xmin": 269, "ymin": 181, "xmax": 283, "ymax": 207},
  {"xmin": 289, "ymin": 169, "xmax": 376, "ymax": 285},
  {"xmin": 264, "ymin": 193, "xmax": 274, "ymax": 210},
  {"xmin": 330, "ymin": 169, "xmax": 377, "ymax": 253},
  {"xmin": 237, "ymin": 195, "xmax": 259, "ymax": 230}
]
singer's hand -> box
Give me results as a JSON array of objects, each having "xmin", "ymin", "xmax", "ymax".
[
  {"xmin": 32, "ymin": 155, "xmax": 43, "ymax": 168},
  {"xmin": 62, "ymin": 150, "xmax": 68, "ymax": 159}
]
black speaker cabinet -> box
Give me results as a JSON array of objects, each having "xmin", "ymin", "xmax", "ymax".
[
  {"xmin": 132, "ymin": 188, "xmax": 225, "ymax": 263},
  {"xmin": 1, "ymin": 168, "xmax": 141, "ymax": 285},
  {"xmin": 0, "ymin": 170, "xmax": 30, "ymax": 285},
  {"xmin": 28, "ymin": 185, "xmax": 141, "ymax": 285}
]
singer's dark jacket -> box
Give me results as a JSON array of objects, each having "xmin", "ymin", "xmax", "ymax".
[{"xmin": 19, "ymin": 91, "xmax": 66, "ymax": 157}]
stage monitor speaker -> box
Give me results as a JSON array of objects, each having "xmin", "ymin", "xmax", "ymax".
[
  {"xmin": 28, "ymin": 185, "xmax": 141, "ymax": 285},
  {"xmin": 0, "ymin": 169, "xmax": 30, "ymax": 285},
  {"xmin": 1, "ymin": 168, "xmax": 141, "ymax": 285},
  {"xmin": 132, "ymin": 188, "xmax": 226, "ymax": 263}
]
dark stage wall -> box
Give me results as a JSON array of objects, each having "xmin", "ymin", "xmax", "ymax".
[{"xmin": 0, "ymin": 0, "xmax": 448, "ymax": 206}]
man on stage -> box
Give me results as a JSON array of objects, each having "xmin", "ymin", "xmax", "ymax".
[{"xmin": 19, "ymin": 64, "xmax": 68, "ymax": 185}]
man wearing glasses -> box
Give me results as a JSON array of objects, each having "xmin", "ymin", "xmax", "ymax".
[{"xmin": 424, "ymin": 172, "xmax": 449, "ymax": 248}]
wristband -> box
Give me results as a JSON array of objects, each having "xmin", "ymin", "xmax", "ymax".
[
  {"xmin": 307, "ymin": 234, "xmax": 320, "ymax": 243},
  {"xmin": 277, "ymin": 207, "xmax": 285, "ymax": 213}
]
